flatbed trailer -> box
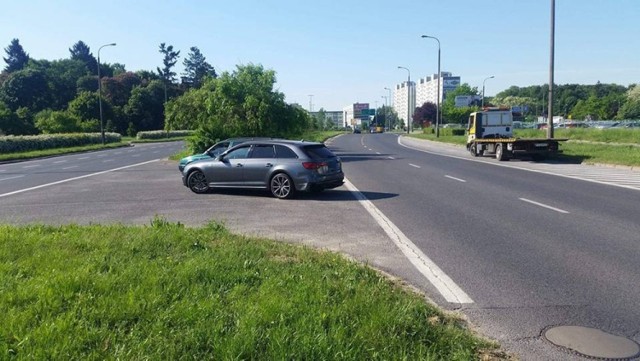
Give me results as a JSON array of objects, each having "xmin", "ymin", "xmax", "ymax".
[
  {"xmin": 466, "ymin": 108, "xmax": 566, "ymax": 161},
  {"xmin": 468, "ymin": 137, "xmax": 563, "ymax": 161}
]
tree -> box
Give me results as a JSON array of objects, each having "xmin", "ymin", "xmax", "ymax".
[
  {"xmin": 156, "ymin": 43, "xmax": 180, "ymax": 103},
  {"xmin": 67, "ymin": 91, "xmax": 103, "ymax": 131},
  {"xmin": 413, "ymin": 102, "xmax": 437, "ymax": 127},
  {"xmin": 125, "ymin": 80, "xmax": 165, "ymax": 131},
  {"xmin": 182, "ymin": 46, "xmax": 216, "ymax": 88},
  {"xmin": 166, "ymin": 64, "xmax": 312, "ymax": 153},
  {"xmin": 3, "ymin": 38, "xmax": 29, "ymax": 73},
  {"xmin": 69, "ymin": 41, "xmax": 97, "ymax": 74},
  {"xmin": 0, "ymin": 68, "xmax": 49, "ymax": 111},
  {"xmin": 34, "ymin": 109, "xmax": 82, "ymax": 133},
  {"xmin": 442, "ymin": 83, "xmax": 479, "ymax": 124},
  {"xmin": 618, "ymin": 85, "xmax": 640, "ymax": 120}
]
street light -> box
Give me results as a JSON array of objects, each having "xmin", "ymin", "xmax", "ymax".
[
  {"xmin": 384, "ymin": 87, "xmax": 392, "ymax": 130},
  {"xmin": 547, "ymin": 0, "xmax": 555, "ymax": 139},
  {"xmin": 397, "ymin": 66, "xmax": 411, "ymax": 134},
  {"xmin": 381, "ymin": 95, "xmax": 388, "ymax": 131},
  {"xmin": 482, "ymin": 75, "xmax": 495, "ymax": 108},
  {"xmin": 97, "ymin": 42, "xmax": 116, "ymax": 145},
  {"xmin": 421, "ymin": 35, "xmax": 441, "ymax": 137}
]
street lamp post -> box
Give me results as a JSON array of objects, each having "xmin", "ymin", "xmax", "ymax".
[
  {"xmin": 482, "ymin": 75, "xmax": 495, "ymax": 108},
  {"xmin": 381, "ymin": 95, "xmax": 388, "ymax": 131},
  {"xmin": 97, "ymin": 42, "xmax": 116, "ymax": 145},
  {"xmin": 384, "ymin": 87, "xmax": 392, "ymax": 130},
  {"xmin": 547, "ymin": 0, "xmax": 555, "ymax": 138},
  {"xmin": 397, "ymin": 66, "xmax": 411, "ymax": 134},
  {"xmin": 421, "ymin": 35, "xmax": 441, "ymax": 137}
]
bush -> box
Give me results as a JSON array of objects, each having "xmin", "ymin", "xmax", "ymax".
[
  {"xmin": 0, "ymin": 132, "xmax": 121, "ymax": 153},
  {"xmin": 439, "ymin": 128, "xmax": 466, "ymax": 136}
]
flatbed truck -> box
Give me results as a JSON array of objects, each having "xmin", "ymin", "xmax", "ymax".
[{"xmin": 466, "ymin": 108, "xmax": 565, "ymax": 161}]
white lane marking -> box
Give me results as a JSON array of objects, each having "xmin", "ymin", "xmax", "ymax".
[
  {"xmin": 53, "ymin": 160, "xmax": 67, "ymax": 164},
  {"xmin": 388, "ymin": 156, "xmax": 395, "ymax": 160},
  {"xmin": 344, "ymin": 178, "xmax": 473, "ymax": 304},
  {"xmin": 22, "ymin": 165, "xmax": 38, "ymax": 169},
  {"xmin": 519, "ymin": 198, "xmax": 569, "ymax": 214},
  {"xmin": 78, "ymin": 157, "xmax": 89, "ymax": 160},
  {"xmin": 103, "ymin": 159, "xmax": 114, "ymax": 162},
  {"xmin": 0, "ymin": 159, "xmax": 160, "ymax": 199},
  {"xmin": 0, "ymin": 175, "xmax": 25, "ymax": 182},
  {"xmin": 376, "ymin": 152, "xmax": 381, "ymax": 155},
  {"xmin": 409, "ymin": 163, "xmax": 421, "ymax": 168},
  {"xmin": 114, "ymin": 152, "xmax": 122, "ymax": 155},
  {"xmin": 63, "ymin": 166, "xmax": 79, "ymax": 170},
  {"xmin": 445, "ymin": 175, "xmax": 467, "ymax": 183},
  {"xmin": 132, "ymin": 154, "xmax": 140, "ymax": 157}
]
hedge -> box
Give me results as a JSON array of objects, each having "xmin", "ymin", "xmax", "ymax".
[
  {"xmin": 136, "ymin": 130, "xmax": 195, "ymax": 140},
  {"xmin": 0, "ymin": 133, "xmax": 121, "ymax": 154}
]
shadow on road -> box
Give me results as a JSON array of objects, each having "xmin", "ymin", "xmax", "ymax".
[
  {"xmin": 335, "ymin": 152, "xmax": 396, "ymax": 163},
  {"xmin": 196, "ymin": 188, "xmax": 398, "ymax": 202}
]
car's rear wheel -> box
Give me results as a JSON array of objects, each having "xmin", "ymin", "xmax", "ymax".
[
  {"xmin": 270, "ymin": 173, "xmax": 295, "ymax": 199},
  {"xmin": 187, "ymin": 170, "xmax": 210, "ymax": 194}
]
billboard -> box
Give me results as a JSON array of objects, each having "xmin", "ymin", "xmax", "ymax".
[
  {"xmin": 353, "ymin": 103, "xmax": 370, "ymax": 118},
  {"xmin": 454, "ymin": 95, "xmax": 481, "ymax": 108}
]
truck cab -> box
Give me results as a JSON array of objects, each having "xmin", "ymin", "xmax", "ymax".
[{"xmin": 467, "ymin": 108, "xmax": 514, "ymax": 143}]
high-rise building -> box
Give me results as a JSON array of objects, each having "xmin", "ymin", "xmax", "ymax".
[
  {"xmin": 393, "ymin": 81, "xmax": 415, "ymax": 128},
  {"xmin": 415, "ymin": 72, "xmax": 461, "ymax": 107}
]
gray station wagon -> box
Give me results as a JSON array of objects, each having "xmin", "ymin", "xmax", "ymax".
[{"xmin": 181, "ymin": 140, "xmax": 344, "ymax": 199}]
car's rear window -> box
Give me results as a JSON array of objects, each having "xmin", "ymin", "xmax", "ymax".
[{"xmin": 302, "ymin": 145, "xmax": 336, "ymax": 160}]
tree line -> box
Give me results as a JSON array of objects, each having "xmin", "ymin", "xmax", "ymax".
[
  {"xmin": 0, "ymin": 38, "xmax": 217, "ymax": 136},
  {"xmin": 409, "ymin": 81, "xmax": 639, "ymax": 127}
]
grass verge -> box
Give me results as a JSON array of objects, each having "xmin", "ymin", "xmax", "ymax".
[
  {"xmin": 0, "ymin": 220, "xmax": 496, "ymax": 359},
  {"xmin": 408, "ymin": 131, "xmax": 640, "ymax": 167}
]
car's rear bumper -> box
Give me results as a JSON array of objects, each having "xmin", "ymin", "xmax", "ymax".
[{"xmin": 296, "ymin": 172, "xmax": 344, "ymax": 191}]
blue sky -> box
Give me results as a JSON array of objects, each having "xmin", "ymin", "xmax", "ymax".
[{"xmin": 2, "ymin": 0, "xmax": 639, "ymax": 110}]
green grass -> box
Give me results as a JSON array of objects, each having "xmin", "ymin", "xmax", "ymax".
[
  {"xmin": 0, "ymin": 220, "xmax": 495, "ymax": 360},
  {"xmin": 407, "ymin": 129, "xmax": 640, "ymax": 167}
]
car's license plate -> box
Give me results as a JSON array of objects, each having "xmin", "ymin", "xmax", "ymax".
[{"xmin": 535, "ymin": 143, "xmax": 548, "ymax": 147}]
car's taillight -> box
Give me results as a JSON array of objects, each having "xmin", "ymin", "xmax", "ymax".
[
  {"xmin": 302, "ymin": 161, "xmax": 328, "ymax": 173},
  {"xmin": 301, "ymin": 161, "xmax": 325, "ymax": 169}
]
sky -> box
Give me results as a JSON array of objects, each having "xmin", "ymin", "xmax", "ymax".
[{"xmin": 2, "ymin": 0, "xmax": 639, "ymax": 111}]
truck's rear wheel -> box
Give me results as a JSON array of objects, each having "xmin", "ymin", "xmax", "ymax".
[{"xmin": 496, "ymin": 143, "xmax": 508, "ymax": 161}]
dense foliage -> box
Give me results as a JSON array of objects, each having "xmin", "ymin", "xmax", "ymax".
[
  {"xmin": 492, "ymin": 83, "xmax": 636, "ymax": 121},
  {"xmin": 0, "ymin": 39, "xmax": 203, "ymax": 136},
  {"xmin": 166, "ymin": 64, "xmax": 313, "ymax": 153}
]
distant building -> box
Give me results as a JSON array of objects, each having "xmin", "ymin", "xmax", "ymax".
[
  {"xmin": 392, "ymin": 72, "xmax": 461, "ymax": 128},
  {"xmin": 393, "ymin": 81, "xmax": 415, "ymax": 127},
  {"xmin": 415, "ymin": 72, "xmax": 461, "ymax": 107},
  {"xmin": 309, "ymin": 110, "xmax": 345, "ymax": 128}
]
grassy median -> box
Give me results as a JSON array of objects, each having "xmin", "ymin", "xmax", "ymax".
[{"xmin": 0, "ymin": 219, "xmax": 496, "ymax": 360}]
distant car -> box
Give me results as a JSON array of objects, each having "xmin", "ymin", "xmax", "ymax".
[
  {"xmin": 353, "ymin": 128, "xmax": 361, "ymax": 134},
  {"xmin": 178, "ymin": 137, "xmax": 273, "ymax": 172},
  {"xmin": 182, "ymin": 140, "xmax": 344, "ymax": 199}
]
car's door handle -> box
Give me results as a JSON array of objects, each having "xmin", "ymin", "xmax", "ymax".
[{"xmin": 265, "ymin": 163, "xmax": 273, "ymax": 167}]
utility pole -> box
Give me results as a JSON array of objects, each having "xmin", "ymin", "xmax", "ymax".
[
  {"xmin": 547, "ymin": 0, "xmax": 555, "ymax": 138},
  {"xmin": 308, "ymin": 94, "xmax": 314, "ymax": 112}
]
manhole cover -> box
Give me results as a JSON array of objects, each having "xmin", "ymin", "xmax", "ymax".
[{"xmin": 544, "ymin": 326, "xmax": 640, "ymax": 359}]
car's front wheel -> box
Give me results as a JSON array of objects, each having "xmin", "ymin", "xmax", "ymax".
[
  {"xmin": 187, "ymin": 170, "xmax": 210, "ymax": 194},
  {"xmin": 270, "ymin": 173, "xmax": 295, "ymax": 199}
]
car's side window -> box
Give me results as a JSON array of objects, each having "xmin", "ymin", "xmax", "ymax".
[
  {"xmin": 210, "ymin": 142, "xmax": 229, "ymax": 156},
  {"xmin": 224, "ymin": 146, "xmax": 251, "ymax": 160},
  {"xmin": 249, "ymin": 145, "xmax": 276, "ymax": 159},
  {"xmin": 275, "ymin": 145, "xmax": 298, "ymax": 159}
]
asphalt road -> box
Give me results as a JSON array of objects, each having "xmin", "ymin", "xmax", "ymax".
[{"xmin": 2, "ymin": 137, "xmax": 640, "ymax": 360}]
